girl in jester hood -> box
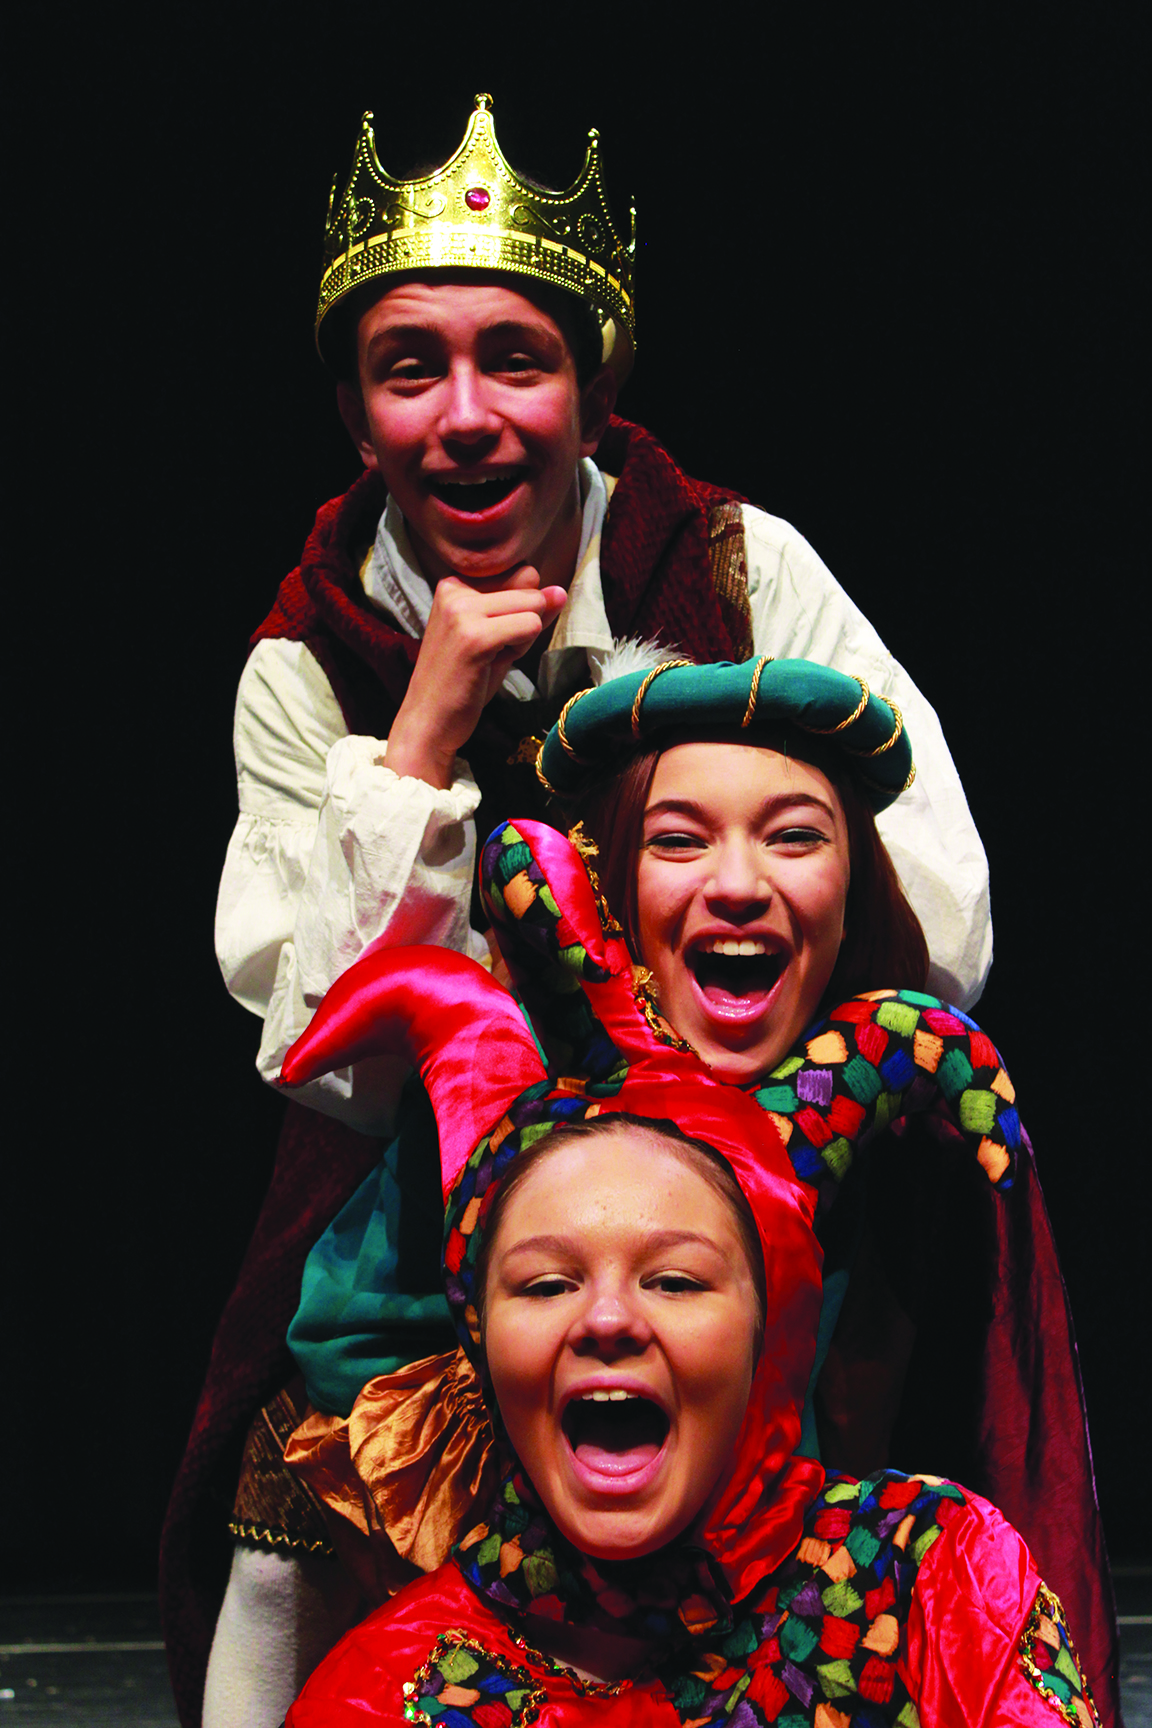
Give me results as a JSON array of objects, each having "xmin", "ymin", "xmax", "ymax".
[{"xmin": 275, "ymin": 739, "xmax": 1102, "ymax": 1725}]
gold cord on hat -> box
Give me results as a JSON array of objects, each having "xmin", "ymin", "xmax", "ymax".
[
  {"xmin": 556, "ymin": 689, "xmax": 596, "ymax": 763},
  {"xmin": 630, "ymin": 659, "xmax": 694, "ymax": 738},
  {"xmin": 803, "ymin": 677, "xmax": 871, "ymax": 735},
  {"xmin": 534, "ymin": 747, "xmax": 561, "ymax": 798},
  {"xmin": 740, "ymin": 655, "xmax": 775, "ymax": 727},
  {"xmin": 846, "ymin": 695, "xmax": 904, "ymax": 756}
]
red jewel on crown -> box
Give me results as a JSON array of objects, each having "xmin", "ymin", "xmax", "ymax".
[{"xmin": 464, "ymin": 186, "xmax": 491, "ymax": 212}]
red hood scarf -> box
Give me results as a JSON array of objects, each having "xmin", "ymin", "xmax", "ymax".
[{"xmin": 282, "ymin": 821, "xmax": 1021, "ymax": 1646}]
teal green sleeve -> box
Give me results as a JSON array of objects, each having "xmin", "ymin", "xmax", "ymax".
[{"xmin": 287, "ymin": 1076, "xmax": 455, "ymax": 1415}]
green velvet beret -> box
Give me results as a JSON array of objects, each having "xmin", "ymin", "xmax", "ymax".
[{"xmin": 536, "ymin": 657, "xmax": 916, "ymax": 813}]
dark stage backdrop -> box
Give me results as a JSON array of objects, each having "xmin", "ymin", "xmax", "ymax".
[{"xmin": 6, "ymin": 3, "xmax": 1144, "ymax": 1588}]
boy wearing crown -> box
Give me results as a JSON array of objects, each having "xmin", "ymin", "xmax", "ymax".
[{"xmin": 166, "ymin": 98, "xmax": 995, "ymax": 1728}]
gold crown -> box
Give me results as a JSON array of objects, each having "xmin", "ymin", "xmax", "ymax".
[{"xmin": 316, "ymin": 94, "xmax": 636, "ymax": 378}]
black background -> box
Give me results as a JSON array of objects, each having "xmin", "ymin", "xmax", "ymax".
[{"xmin": 6, "ymin": 2, "xmax": 1145, "ymax": 1588}]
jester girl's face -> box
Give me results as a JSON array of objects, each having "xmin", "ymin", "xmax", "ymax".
[
  {"xmin": 634, "ymin": 741, "xmax": 851, "ymax": 1083},
  {"xmin": 482, "ymin": 1126, "xmax": 759, "ymax": 1561}
]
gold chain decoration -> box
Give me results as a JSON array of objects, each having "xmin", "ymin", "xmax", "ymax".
[
  {"xmin": 630, "ymin": 659, "xmax": 694, "ymax": 738},
  {"xmin": 740, "ymin": 655, "xmax": 775, "ymax": 726}
]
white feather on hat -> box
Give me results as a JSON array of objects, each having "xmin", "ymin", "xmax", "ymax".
[{"xmin": 590, "ymin": 636, "xmax": 687, "ymax": 686}]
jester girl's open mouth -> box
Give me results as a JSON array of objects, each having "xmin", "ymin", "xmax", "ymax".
[
  {"xmin": 686, "ymin": 939, "xmax": 786, "ymax": 1015},
  {"xmin": 561, "ymin": 1392, "xmax": 670, "ymax": 1483}
]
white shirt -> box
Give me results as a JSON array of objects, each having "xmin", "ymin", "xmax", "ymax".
[{"xmin": 216, "ymin": 462, "xmax": 991, "ymax": 1133}]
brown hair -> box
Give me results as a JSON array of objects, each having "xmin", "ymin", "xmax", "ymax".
[
  {"xmin": 570, "ymin": 727, "xmax": 929, "ymax": 1008},
  {"xmin": 474, "ymin": 1114, "xmax": 767, "ymax": 1351}
]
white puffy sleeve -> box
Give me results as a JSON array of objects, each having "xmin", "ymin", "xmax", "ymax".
[
  {"xmin": 215, "ymin": 638, "xmax": 488, "ymax": 1135},
  {"xmin": 742, "ymin": 508, "xmax": 992, "ymax": 1008}
]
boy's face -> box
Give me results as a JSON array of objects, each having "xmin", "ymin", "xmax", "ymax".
[{"xmin": 339, "ymin": 277, "xmax": 614, "ymax": 587}]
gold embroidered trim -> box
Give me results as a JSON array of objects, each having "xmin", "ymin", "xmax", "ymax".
[
  {"xmin": 510, "ymin": 1631, "xmax": 634, "ymax": 1698},
  {"xmin": 630, "ymin": 659, "xmax": 694, "ymax": 737},
  {"xmin": 632, "ymin": 966, "xmax": 697, "ymax": 1054},
  {"xmin": 507, "ymin": 733, "xmax": 547, "ymax": 767},
  {"xmin": 740, "ymin": 654, "xmax": 774, "ymax": 726},
  {"xmin": 707, "ymin": 500, "xmax": 754, "ymax": 662},
  {"xmin": 567, "ymin": 822, "xmax": 623, "ymax": 938},
  {"xmin": 227, "ymin": 1518, "xmax": 334, "ymax": 1558},
  {"xmin": 1018, "ymin": 1582, "xmax": 1101, "ymax": 1727}
]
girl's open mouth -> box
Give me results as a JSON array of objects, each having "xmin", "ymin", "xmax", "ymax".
[
  {"xmin": 686, "ymin": 942, "xmax": 785, "ymax": 1014},
  {"xmin": 562, "ymin": 1393, "xmax": 669, "ymax": 1480},
  {"xmin": 428, "ymin": 473, "xmax": 523, "ymax": 514}
]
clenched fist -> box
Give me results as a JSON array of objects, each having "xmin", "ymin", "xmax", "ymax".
[{"xmin": 383, "ymin": 566, "xmax": 567, "ymax": 789}]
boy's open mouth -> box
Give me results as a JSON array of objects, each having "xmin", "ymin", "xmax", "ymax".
[
  {"xmin": 429, "ymin": 473, "xmax": 522, "ymax": 513},
  {"xmin": 687, "ymin": 940, "xmax": 785, "ymax": 1007},
  {"xmin": 562, "ymin": 1393, "xmax": 669, "ymax": 1475}
]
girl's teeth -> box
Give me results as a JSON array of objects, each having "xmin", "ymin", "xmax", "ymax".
[
  {"xmin": 707, "ymin": 939, "xmax": 767, "ymax": 956},
  {"xmin": 582, "ymin": 1390, "xmax": 636, "ymax": 1402}
]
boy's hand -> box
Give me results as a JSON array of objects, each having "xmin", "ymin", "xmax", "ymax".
[{"xmin": 383, "ymin": 567, "xmax": 566, "ymax": 789}]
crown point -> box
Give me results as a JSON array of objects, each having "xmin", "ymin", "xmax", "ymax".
[
  {"xmin": 475, "ymin": 93, "xmax": 492, "ymax": 110},
  {"xmin": 588, "ymin": 127, "xmax": 600, "ymax": 140}
]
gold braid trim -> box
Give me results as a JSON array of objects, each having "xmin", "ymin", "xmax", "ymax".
[
  {"xmin": 534, "ymin": 687, "xmax": 598, "ymax": 797},
  {"xmin": 802, "ymin": 676, "xmax": 870, "ymax": 735},
  {"xmin": 797, "ymin": 681, "xmax": 916, "ymax": 790},
  {"xmin": 534, "ymin": 747, "xmax": 561, "ymax": 797},
  {"xmin": 555, "ymin": 689, "xmax": 596, "ymax": 762},
  {"xmin": 227, "ymin": 1518, "xmax": 334, "ymax": 1558},
  {"xmin": 740, "ymin": 655, "xmax": 775, "ymax": 726},
  {"xmin": 630, "ymin": 659, "xmax": 694, "ymax": 738},
  {"xmin": 845, "ymin": 693, "xmax": 905, "ymax": 757}
]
